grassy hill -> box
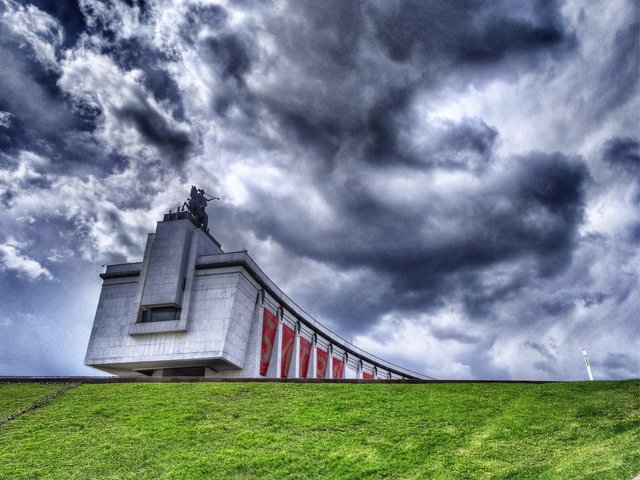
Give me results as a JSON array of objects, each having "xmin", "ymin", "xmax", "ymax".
[{"xmin": 0, "ymin": 380, "xmax": 638, "ymax": 479}]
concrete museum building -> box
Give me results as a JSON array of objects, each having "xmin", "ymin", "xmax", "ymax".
[{"xmin": 85, "ymin": 187, "xmax": 429, "ymax": 380}]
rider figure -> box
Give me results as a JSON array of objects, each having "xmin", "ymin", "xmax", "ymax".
[
  {"xmin": 184, "ymin": 186, "xmax": 218, "ymax": 232},
  {"xmin": 196, "ymin": 188, "xmax": 209, "ymax": 232}
]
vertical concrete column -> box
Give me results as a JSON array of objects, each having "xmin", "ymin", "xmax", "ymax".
[
  {"xmin": 129, "ymin": 233, "xmax": 154, "ymax": 323},
  {"xmin": 292, "ymin": 323, "xmax": 301, "ymax": 378},
  {"xmin": 140, "ymin": 220, "xmax": 192, "ymax": 307},
  {"xmin": 274, "ymin": 308, "xmax": 283, "ymax": 378},
  {"xmin": 356, "ymin": 359, "xmax": 363, "ymax": 379},
  {"xmin": 253, "ymin": 290, "xmax": 265, "ymax": 377},
  {"xmin": 177, "ymin": 231, "xmax": 198, "ymax": 329},
  {"xmin": 327, "ymin": 344, "xmax": 333, "ymax": 379},
  {"xmin": 310, "ymin": 335, "xmax": 317, "ymax": 378},
  {"xmin": 344, "ymin": 353, "xmax": 349, "ymax": 379}
]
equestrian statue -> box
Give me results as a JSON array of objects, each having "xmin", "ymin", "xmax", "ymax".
[{"xmin": 182, "ymin": 185, "xmax": 219, "ymax": 232}]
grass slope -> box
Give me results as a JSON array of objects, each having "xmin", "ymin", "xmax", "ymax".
[
  {"xmin": 0, "ymin": 381, "xmax": 638, "ymax": 479},
  {"xmin": 0, "ymin": 383, "xmax": 63, "ymax": 419}
]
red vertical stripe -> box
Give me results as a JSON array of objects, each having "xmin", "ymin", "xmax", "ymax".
[
  {"xmin": 280, "ymin": 324, "xmax": 295, "ymax": 378},
  {"xmin": 299, "ymin": 337, "xmax": 312, "ymax": 379},
  {"xmin": 332, "ymin": 357, "xmax": 344, "ymax": 379},
  {"xmin": 316, "ymin": 348, "xmax": 328, "ymax": 379},
  {"xmin": 259, "ymin": 309, "xmax": 278, "ymax": 376}
]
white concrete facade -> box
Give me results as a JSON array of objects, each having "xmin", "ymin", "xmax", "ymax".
[{"xmin": 84, "ymin": 213, "xmax": 430, "ymax": 379}]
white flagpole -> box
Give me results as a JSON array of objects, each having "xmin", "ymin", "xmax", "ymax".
[{"xmin": 582, "ymin": 349, "xmax": 593, "ymax": 381}]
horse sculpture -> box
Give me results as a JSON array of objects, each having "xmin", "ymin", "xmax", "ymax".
[{"xmin": 182, "ymin": 185, "xmax": 218, "ymax": 232}]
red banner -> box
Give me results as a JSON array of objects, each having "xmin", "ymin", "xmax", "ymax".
[
  {"xmin": 332, "ymin": 357, "xmax": 344, "ymax": 379},
  {"xmin": 316, "ymin": 348, "xmax": 328, "ymax": 379},
  {"xmin": 363, "ymin": 372, "xmax": 374, "ymax": 380},
  {"xmin": 260, "ymin": 309, "xmax": 278, "ymax": 376},
  {"xmin": 280, "ymin": 324, "xmax": 295, "ymax": 378},
  {"xmin": 299, "ymin": 337, "xmax": 311, "ymax": 379}
]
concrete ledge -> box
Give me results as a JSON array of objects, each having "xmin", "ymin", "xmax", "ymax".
[
  {"xmin": 128, "ymin": 320, "xmax": 187, "ymax": 335},
  {"xmin": 100, "ymin": 270, "xmax": 141, "ymax": 280}
]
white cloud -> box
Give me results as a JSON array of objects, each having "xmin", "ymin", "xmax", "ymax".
[
  {"xmin": 79, "ymin": 0, "xmax": 148, "ymax": 42},
  {"xmin": 0, "ymin": 110, "xmax": 12, "ymax": 127},
  {"xmin": 58, "ymin": 49, "xmax": 191, "ymax": 163},
  {"xmin": 0, "ymin": 150, "xmax": 50, "ymax": 184},
  {"xmin": 0, "ymin": 237, "xmax": 53, "ymax": 280},
  {"xmin": 0, "ymin": 0, "xmax": 64, "ymax": 71},
  {"xmin": 354, "ymin": 312, "xmax": 478, "ymax": 380}
]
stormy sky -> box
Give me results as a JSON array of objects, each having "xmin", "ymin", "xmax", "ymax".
[{"xmin": 0, "ymin": 0, "xmax": 637, "ymax": 380}]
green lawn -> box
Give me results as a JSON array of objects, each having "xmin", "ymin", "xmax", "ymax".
[
  {"xmin": 0, "ymin": 383, "xmax": 64, "ymax": 419},
  {"xmin": 0, "ymin": 381, "xmax": 638, "ymax": 479}
]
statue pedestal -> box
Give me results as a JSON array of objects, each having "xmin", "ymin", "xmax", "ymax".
[{"xmin": 162, "ymin": 210, "xmax": 222, "ymax": 249}]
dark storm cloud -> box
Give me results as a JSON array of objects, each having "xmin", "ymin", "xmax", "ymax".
[
  {"xmin": 182, "ymin": 3, "xmax": 228, "ymax": 35},
  {"xmin": 525, "ymin": 341, "xmax": 558, "ymax": 375},
  {"xmin": 103, "ymin": 208, "xmax": 150, "ymax": 258},
  {"xmin": 204, "ymin": 33, "xmax": 259, "ymax": 120},
  {"xmin": 0, "ymin": 5, "xmax": 129, "ymax": 175},
  {"xmin": 602, "ymin": 137, "xmax": 639, "ymax": 174},
  {"xmin": 420, "ymin": 118, "xmax": 499, "ymax": 170},
  {"xmin": 532, "ymin": 360, "xmax": 557, "ymax": 376},
  {"xmin": 539, "ymin": 298, "xmax": 575, "ymax": 316},
  {"xmin": 601, "ymin": 137, "xmax": 640, "ymax": 243},
  {"xmin": 335, "ymin": 154, "xmax": 583, "ymax": 274},
  {"xmin": 597, "ymin": 353, "xmax": 638, "ymax": 379},
  {"xmin": 67, "ymin": 2, "xmax": 195, "ymax": 162},
  {"xmin": 115, "ymin": 101, "xmax": 192, "ymax": 167},
  {"xmin": 247, "ymin": 151, "xmax": 589, "ymax": 331},
  {"xmin": 455, "ymin": 271, "xmax": 529, "ymax": 319},
  {"xmin": 581, "ymin": 292, "xmax": 607, "ymax": 308},
  {"xmin": 254, "ymin": 0, "xmax": 576, "ymax": 170},
  {"xmin": 364, "ymin": 87, "xmax": 414, "ymax": 164},
  {"xmin": 106, "ymin": 38, "xmax": 186, "ymax": 120},
  {"xmin": 369, "ymin": 0, "xmax": 572, "ymax": 64},
  {"xmin": 204, "ymin": 34, "xmax": 252, "ymax": 86},
  {"xmin": 0, "ymin": 27, "xmax": 78, "ymax": 148},
  {"xmin": 174, "ymin": 4, "xmax": 259, "ymax": 120},
  {"xmin": 595, "ymin": 7, "xmax": 639, "ymax": 115},
  {"xmin": 431, "ymin": 326, "xmax": 481, "ymax": 345},
  {"xmin": 287, "ymin": 0, "xmax": 364, "ymax": 68}
]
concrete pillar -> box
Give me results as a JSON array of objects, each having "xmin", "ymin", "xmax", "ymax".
[
  {"xmin": 356, "ymin": 359, "xmax": 362, "ymax": 379},
  {"xmin": 254, "ymin": 291, "xmax": 265, "ymax": 377},
  {"xmin": 292, "ymin": 324, "xmax": 300, "ymax": 378},
  {"xmin": 274, "ymin": 314, "xmax": 283, "ymax": 378},
  {"xmin": 177, "ymin": 231, "xmax": 199, "ymax": 328},
  {"xmin": 129, "ymin": 233, "xmax": 154, "ymax": 323},
  {"xmin": 327, "ymin": 344, "xmax": 333, "ymax": 379},
  {"xmin": 310, "ymin": 335, "xmax": 317, "ymax": 378}
]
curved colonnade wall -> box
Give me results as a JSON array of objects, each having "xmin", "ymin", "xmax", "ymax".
[{"xmin": 84, "ymin": 212, "xmax": 431, "ymax": 380}]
